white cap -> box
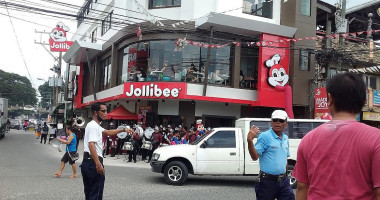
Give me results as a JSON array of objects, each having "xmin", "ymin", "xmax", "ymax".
[{"xmin": 271, "ymin": 110, "xmax": 288, "ymax": 120}]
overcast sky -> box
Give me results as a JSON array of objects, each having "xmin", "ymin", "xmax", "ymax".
[
  {"xmin": 0, "ymin": 0, "xmax": 373, "ymax": 92},
  {"xmin": 0, "ymin": 0, "xmax": 84, "ymax": 92}
]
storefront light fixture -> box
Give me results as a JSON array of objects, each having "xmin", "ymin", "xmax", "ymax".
[
  {"xmin": 191, "ymin": 100, "xmax": 195, "ymax": 105},
  {"xmin": 225, "ymin": 103, "xmax": 229, "ymax": 107},
  {"xmin": 138, "ymin": 99, "xmax": 141, "ymax": 103},
  {"xmin": 162, "ymin": 100, "xmax": 165, "ymax": 103},
  {"xmin": 126, "ymin": 101, "xmax": 129, "ymax": 104}
]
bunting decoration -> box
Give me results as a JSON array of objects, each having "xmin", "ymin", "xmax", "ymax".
[
  {"xmin": 174, "ymin": 29, "xmax": 379, "ymax": 49},
  {"xmin": 136, "ymin": 25, "xmax": 142, "ymax": 41},
  {"xmin": 174, "ymin": 36, "xmax": 188, "ymax": 51}
]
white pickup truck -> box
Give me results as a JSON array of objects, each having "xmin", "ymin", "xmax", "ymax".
[{"xmin": 150, "ymin": 118, "xmax": 328, "ymax": 187}]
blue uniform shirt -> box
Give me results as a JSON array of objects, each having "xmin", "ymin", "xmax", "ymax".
[{"xmin": 254, "ymin": 128, "xmax": 290, "ymax": 175}]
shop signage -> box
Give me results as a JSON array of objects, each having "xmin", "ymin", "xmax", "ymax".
[
  {"xmin": 314, "ymin": 87, "xmax": 329, "ymax": 118},
  {"xmin": 363, "ymin": 111, "xmax": 380, "ymax": 121},
  {"xmin": 49, "ymin": 22, "xmax": 73, "ymax": 52},
  {"xmin": 124, "ymin": 82, "xmax": 187, "ymax": 99},
  {"xmin": 374, "ymin": 90, "xmax": 380, "ymax": 106},
  {"xmin": 265, "ymin": 54, "xmax": 289, "ymax": 87}
]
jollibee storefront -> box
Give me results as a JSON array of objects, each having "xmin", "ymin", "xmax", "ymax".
[{"xmin": 64, "ymin": 20, "xmax": 295, "ymax": 128}]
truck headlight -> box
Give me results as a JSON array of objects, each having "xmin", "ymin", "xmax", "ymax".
[{"xmin": 152, "ymin": 153, "xmax": 160, "ymax": 161}]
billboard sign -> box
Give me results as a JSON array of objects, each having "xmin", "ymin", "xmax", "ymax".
[
  {"xmin": 49, "ymin": 22, "xmax": 73, "ymax": 52},
  {"xmin": 314, "ymin": 87, "xmax": 329, "ymax": 118}
]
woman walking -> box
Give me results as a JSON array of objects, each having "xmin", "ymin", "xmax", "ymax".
[{"xmin": 53, "ymin": 124, "xmax": 78, "ymax": 178}]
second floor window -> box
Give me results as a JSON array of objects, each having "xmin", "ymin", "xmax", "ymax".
[
  {"xmin": 299, "ymin": 49, "xmax": 310, "ymax": 71},
  {"xmin": 242, "ymin": 0, "xmax": 273, "ymax": 19},
  {"xmin": 90, "ymin": 28, "xmax": 97, "ymax": 43},
  {"xmin": 150, "ymin": 0, "xmax": 181, "ymax": 9},
  {"xmin": 101, "ymin": 11, "xmax": 113, "ymax": 36},
  {"xmin": 100, "ymin": 57, "xmax": 111, "ymax": 91}
]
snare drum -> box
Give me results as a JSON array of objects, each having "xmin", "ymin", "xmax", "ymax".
[
  {"xmin": 122, "ymin": 142, "xmax": 133, "ymax": 151},
  {"xmin": 142, "ymin": 141, "xmax": 152, "ymax": 150}
]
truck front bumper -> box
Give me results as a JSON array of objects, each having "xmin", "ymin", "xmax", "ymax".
[{"xmin": 150, "ymin": 161, "xmax": 165, "ymax": 173}]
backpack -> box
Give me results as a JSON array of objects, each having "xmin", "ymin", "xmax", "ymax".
[{"xmin": 42, "ymin": 126, "xmax": 48, "ymax": 132}]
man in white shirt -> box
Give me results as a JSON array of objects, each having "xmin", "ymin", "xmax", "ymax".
[{"xmin": 81, "ymin": 102, "xmax": 133, "ymax": 200}]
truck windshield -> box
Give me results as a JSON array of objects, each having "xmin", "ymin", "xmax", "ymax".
[{"xmin": 191, "ymin": 131, "xmax": 212, "ymax": 145}]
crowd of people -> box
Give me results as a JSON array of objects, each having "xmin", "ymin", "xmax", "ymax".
[{"xmin": 102, "ymin": 120, "xmax": 212, "ymax": 163}]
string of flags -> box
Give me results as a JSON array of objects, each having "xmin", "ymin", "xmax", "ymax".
[{"xmin": 173, "ymin": 29, "xmax": 380, "ymax": 50}]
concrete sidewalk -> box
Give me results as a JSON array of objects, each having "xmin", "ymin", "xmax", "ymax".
[{"xmin": 13, "ymin": 129, "xmax": 152, "ymax": 169}]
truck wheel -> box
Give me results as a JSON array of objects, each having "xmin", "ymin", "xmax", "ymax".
[
  {"xmin": 287, "ymin": 164, "xmax": 297, "ymax": 189},
  {"xmin": 164, "ymin": 161, "xmax": 188, "ymax": 185}
]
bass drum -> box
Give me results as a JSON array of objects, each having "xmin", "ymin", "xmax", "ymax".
[
  {"xmin": 122, "ymin": 142, "xmax": 133, "ymax": 151},
  {"xmin": 142, "ymin": 141, "xmax": 152, "ymax": 150},
  {"xmin": 144, "ymin": 128, "xmax": 154, "ymax": 140},
  {"xmin": 136, "ymin": 126, "xmax": 144, "ymax": 138}
]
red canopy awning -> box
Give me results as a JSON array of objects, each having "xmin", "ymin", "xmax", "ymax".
[{"xmin": 106, "ymin": 105, "xmax": 138, "ymax": 120}]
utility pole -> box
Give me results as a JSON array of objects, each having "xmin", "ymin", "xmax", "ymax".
[
  {"xmin": 35, "ymin": 29, "xmax": 62, "ymax": 108},
  {"xmin": 338, "ymin": 0, "xmax": 347, "ymax": 49}
]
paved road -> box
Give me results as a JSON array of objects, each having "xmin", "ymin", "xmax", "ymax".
[{"xmin": 0, "ymin": 129, "xmax": 259, "ymax": 200}]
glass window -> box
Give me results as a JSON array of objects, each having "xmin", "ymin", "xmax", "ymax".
[
  {"xmin": 242, "ymin": 0, "xmax": 273, "ymax": 19},
  {"xmin": 119, "ymin": 42, "xmax": 149, "ymax": 83},
  {"xmin": 300, "ymin": 0, "xmax": 311, "ymax": 16},
  {"xmin": 91, "ymin": 28, "xmax": 97, "ymax": 43},
  {"xmin": 240, "ymin": 46, "xmax": 258, "ymax": 89},
  {"xmin": 117, "ymin": 40, "xmax": 232, "ymax": 85},
  {"xmin": 299, "ymin": 49, "xmax": 310, "ymax": 71},
  {"xmin": 150, "ymin": 0, "xmax": 181, "ymax": 9},
  {"xmin": 101, "ymin": 11, "xmax": 112, "ymax": 36},
  {"xmin": 370, "ymin": 76, "xmax": 377, "ymax": 90},
  {"xmin": 100, "ymin": 57, "xmax": 111, "ymax": 91},
  {"xmin": 291, "ymin": 122, "xmax": 312, "ymax": 139},
  {"xmin": 205, "ymin": 131, "xmax": 236, "ymax": 148}
]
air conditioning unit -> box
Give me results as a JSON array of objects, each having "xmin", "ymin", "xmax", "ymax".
[{"xmin": 243, "ymin": 1, "xmax": 252, "ymax": 13}]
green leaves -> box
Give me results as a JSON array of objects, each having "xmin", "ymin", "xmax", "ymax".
[{"xmin": 0, "ymin": 69, "xmax": 37, "ymax": 106}]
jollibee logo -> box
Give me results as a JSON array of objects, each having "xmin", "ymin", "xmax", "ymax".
[
  {"xmin": 125, "ymin": 83, "xmax": 181, "ymax": 98},
  {"xmin": 49, "ymin": 22, "xmax": 70, "ymax": 42},
  {"xmin": 265, "ymin": 54, "xmax": 289, "ymax": 87}
]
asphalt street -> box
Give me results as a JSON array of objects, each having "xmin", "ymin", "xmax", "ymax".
[{"xmin": 0, "ymin": 129, "xmax": 259, "ymax": 200}]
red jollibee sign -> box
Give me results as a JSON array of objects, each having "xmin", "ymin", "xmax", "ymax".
[
  {"xmin": 49, "ymin": 22, "xmax": 73, "ymax": 52},
  {"xmin": 123, "ymin": 82, "xmax": 187, "ymax": 99}
]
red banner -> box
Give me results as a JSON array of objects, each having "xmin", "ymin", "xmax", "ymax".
[
  {"xmin": 123, "ymin": 82, "xmax": 187, "ymax": 99},
  {"xmin": 314, "ymin": 87, "xmax": 329, "ymax": 118},
  {"xmin": 256, "ymin": 33, "xmax": 290, "ymax": 108}
]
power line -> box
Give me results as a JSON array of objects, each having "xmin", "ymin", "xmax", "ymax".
[{"xmin": 3, "ymin": 0, "xmax": 36, "ymax": 89}]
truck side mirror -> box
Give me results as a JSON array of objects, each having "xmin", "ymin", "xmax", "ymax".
[{"xmin": 200, "ymin": 141, "xmax": 207, "ymax": 148}]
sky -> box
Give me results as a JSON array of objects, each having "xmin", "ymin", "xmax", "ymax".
[
  {"xmin": 0, "ymin": 0, "xmax": 374, "ymax": 92},
  {"xmin": 0, "ymin": 0, "xmax": 84, "ymax": 92}
]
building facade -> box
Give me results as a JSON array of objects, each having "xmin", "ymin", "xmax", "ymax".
[{"xmin": 64, "ymin": 0, "xmax": 319, "ymax": 128}]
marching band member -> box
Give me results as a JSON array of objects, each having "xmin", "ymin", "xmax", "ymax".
[
  {"xmin": 128, "ymin": 131, "xmax": 140, "ymax": 163},
  {"xmin": 147, "ymin": 126, "xmax": 163, "ymax": 163},
  {"xmin": 141, "ymin": 126, "xmax": 153, "ymax": 161}
]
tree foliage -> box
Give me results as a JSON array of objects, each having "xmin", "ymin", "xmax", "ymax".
[
  {"xmin": 38, "ymin": 81, "xmax": 53, "ymax": 109},
  {"xmin": 0, "ymin": 69, "xmax": 37, "ymax": 106}
]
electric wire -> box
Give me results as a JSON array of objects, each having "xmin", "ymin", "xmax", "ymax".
[{"xmin": 3, "ymin": 0, "xmax": 36, "ymax": 89}]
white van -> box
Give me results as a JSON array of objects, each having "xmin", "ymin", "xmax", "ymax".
[{"xmin": 151, "ymin": 118, "xmax": 328, "ymax": 187}]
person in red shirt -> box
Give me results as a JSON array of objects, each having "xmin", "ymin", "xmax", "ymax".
[{"xmin": 293, "ymin": 72, "xmax": 380, "ymax": 199}]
